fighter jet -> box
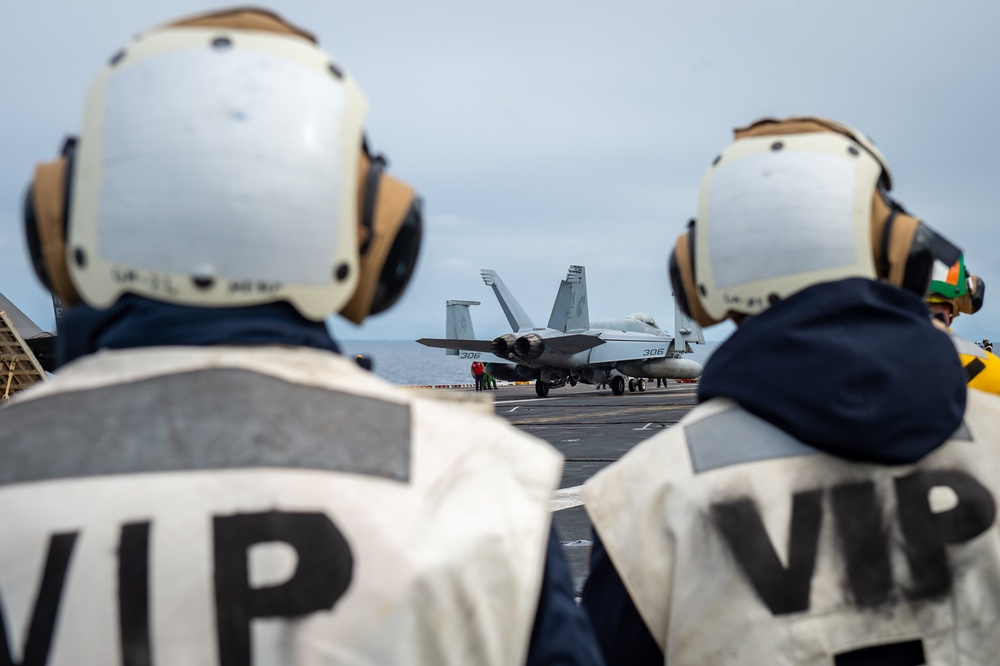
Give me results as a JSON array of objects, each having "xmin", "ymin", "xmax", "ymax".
[{"xmin": 417, "ymin": 265, "xmax": 704, "ymax": 397}]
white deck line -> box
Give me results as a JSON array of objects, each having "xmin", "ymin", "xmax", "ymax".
[{"xmin": 551, "ymin": 485, "xmax": 585, "ymax": 512}]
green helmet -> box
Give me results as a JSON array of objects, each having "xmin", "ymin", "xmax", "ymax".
[
  {"xmin": 927, "ymin": 256, "xmax": 969, "ymax": 301},
  {"xmin": 926, "ymin": 255, "xmax": 985, "ymax": 316}
]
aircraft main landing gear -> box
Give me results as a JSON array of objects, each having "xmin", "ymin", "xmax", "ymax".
[
  {"xmin": 535, "ymin": 380, "xmax": 550, "ymax": 397},
  {"xmin": 611, "ymin": 376, "xmax": 626, "ymax": 396}
]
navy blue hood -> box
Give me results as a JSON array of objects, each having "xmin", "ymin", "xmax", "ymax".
[
  {"xmin": 698, "ymin": 278, "xmax": 966, "ymax": 464},
  {"xmin": 56, "ymin": 295, "xmax": 340, "ymax": 368}
]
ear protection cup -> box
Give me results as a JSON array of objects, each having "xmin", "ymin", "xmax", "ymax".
[
  {"xmin": 668, "ymin": 223, "xmax": 718, "ymax": 327},
  {"xmin": 968, "ymin": 276, "xmax": 985, "ymax": 314},
  {"xmin": 23, "ymin": 180, "xmax": 52, "ymax": 290},
  {"xmin": 897, "ymin": 222, "xmax": 937, "ymax": 296},
  {"xmin": 23, "ymin": 137, "xmax": 82, "ymax": 306},
  {"xmin": 954, "ymin": 275, "xmax": 986, "ymax": 316},
  {"xmin": 871, "ymin": 189, "xmax": 928, "ymax": 293},
  {"xmin": 339, "ymin": 149, "xmax": 423, "ymax": 324},
  {"xmin": 874, "ymin": 187, "xmax": 963, "ymax": 300},
  {"xmin": 370, "ymin": 196, "xmax": 422, "ymax": 316}
]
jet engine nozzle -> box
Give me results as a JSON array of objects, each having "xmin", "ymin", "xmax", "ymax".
[
  {"xmin": 492, "ymin": 334, "xmax": 517, "ymax": 359},
  {"xmin": 514, "ymin": 333, "xmax": 545, "ymax": 360}
]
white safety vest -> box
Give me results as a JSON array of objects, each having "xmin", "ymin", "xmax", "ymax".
[
  {"xmin": 0, "ymin": 346, "xmax": 561, "ymax": 666},
  {"xmin": 584, "ymin": 391, "xmax": 1000, "ymax": 665}
]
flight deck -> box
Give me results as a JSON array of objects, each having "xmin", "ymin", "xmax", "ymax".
[{"xmin": 425, "ymin": 381, "xmax": 701, "ymax": 594}]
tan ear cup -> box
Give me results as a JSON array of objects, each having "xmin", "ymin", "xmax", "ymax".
[
  {"xmin": 884, "ymin": 214, "xmax": 920, "ymax": 289},
  {"xmin": 870, "ymin": 193, "xmax": 920, "ymax": 289},
  {"xmin": 672, "ymin": 232, "xmax": 719, "ymax": 327},
  {"xmin": 31, "ymin": 158, "xmax": 82, "ymax": 306},
  {"xmin": 339, "ymin": 153, "xmax": 417, "ymax": 324},
  {"xmin": 956, "ymin": 275, "xmax": 984, "ymax": 315}
]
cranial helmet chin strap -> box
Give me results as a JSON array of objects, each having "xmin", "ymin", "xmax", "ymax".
[{"xmin": 359, "ymin": 152, "xmax": 385, "ymax": 256}]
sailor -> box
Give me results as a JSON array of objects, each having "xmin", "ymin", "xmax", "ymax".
[
  {"xmin": 925, "ymin": 254, "xmax": 982, "ymax": 329},
  {"xmin": 925, "ymin": 256, "xmax": 1000, "ymax": 394},
  {"xmin": 581, "ymin": 117, "xmax": 999, "ymax": 664},
  {"xmin": 355, "ymin": 353, "xmax": 373, "ymax": 371},
  {"xmin": 12, "ymin": 9, "xmax": 602, "ymax": 665}
]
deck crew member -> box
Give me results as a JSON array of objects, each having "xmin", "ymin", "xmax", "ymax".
[
  {"xmin": 581, "ymin": 117, "xmax": 1000, "ymax": 665},
  {"xmin": 11, "ymin": 8, "xmax": 602, "ymax": 665},
  {"xmin": 925, "ymin": 256, "xmax": 1000, "ymax": 394}
]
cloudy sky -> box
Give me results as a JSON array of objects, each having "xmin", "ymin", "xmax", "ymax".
[{"xmin": 3, "ymin": 1, "xmax": 999, "ymax": 344}]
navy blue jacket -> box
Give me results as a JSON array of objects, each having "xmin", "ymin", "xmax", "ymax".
[
  {"xmin": 582, "ymin": 279, "xmax": 967, "ymax": 665},
  {"xmin": 59, "ymin": 295, "xmax": 605, "ymax": 666}
]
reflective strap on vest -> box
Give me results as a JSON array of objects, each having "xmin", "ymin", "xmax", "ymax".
[
  {"xmin": 0, "ymin": 368, "xmax": 411, "ymax": 486},
  {"xmin": 685, "ymin": 405, "xmax": 818, "ymax": 474}
]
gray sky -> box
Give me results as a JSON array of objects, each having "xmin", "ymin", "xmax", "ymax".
[{"xmin": 3, "ymin": 1, "xmax": 999, "ymax": 343}]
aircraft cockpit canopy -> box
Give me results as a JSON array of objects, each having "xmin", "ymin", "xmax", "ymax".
[{"xmin": 627, "ymin": 313, "xmax": 658, "ymax": 328}]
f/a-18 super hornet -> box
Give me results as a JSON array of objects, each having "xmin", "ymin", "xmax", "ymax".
[{"xmin": 417, "ymin": 265, "xmax": 705, "ymax": 397}]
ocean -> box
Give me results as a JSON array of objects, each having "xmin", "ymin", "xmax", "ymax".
[{"xmin": 339, "ymin": 339, "xmax": 723, "ymax": 387}]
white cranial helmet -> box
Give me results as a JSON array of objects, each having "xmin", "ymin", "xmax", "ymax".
[{"xmin": 26, "ymin": 8, "xmax": 423, "ymax": 323}]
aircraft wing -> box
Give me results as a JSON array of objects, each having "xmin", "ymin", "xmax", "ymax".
[
  {"xmin": 416, "ymin": 338, "xmax": 494, "ymax": 353},
  {"xmin": 588, "ymin": 335, "xmax": 671, "ymax": 364},
  {"xmin": 416, "ymin": 337, "xmax": 507, "ymax": 364},
  {"xmin": 543, "ymin": 333, "xmax": 605, "ymax": 354}
]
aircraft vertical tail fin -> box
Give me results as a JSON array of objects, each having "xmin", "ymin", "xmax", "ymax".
[
  {"xmin": 481, "ymin": 269, "xmax": 534, "ymax": 331},
  {"xmin": 674, "ymin": 294, "xmax": 706, "ymax": 346},
  {"xmin": 444, "ymin": 300, "xmax": 480, "ymax": 356},
  {"xmin": 547, "ymin": 265, "xmax": 590, "ymax": 332}
]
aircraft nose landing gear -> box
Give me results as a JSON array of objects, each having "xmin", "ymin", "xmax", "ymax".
[{"xmin": 535, "ymin": 380, "xmax": 550, "ymax": 397}]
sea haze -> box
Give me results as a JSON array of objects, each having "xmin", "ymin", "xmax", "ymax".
[{"xmin": 339, "ymin": 339, "xmax": 722, "ymax": 387}]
